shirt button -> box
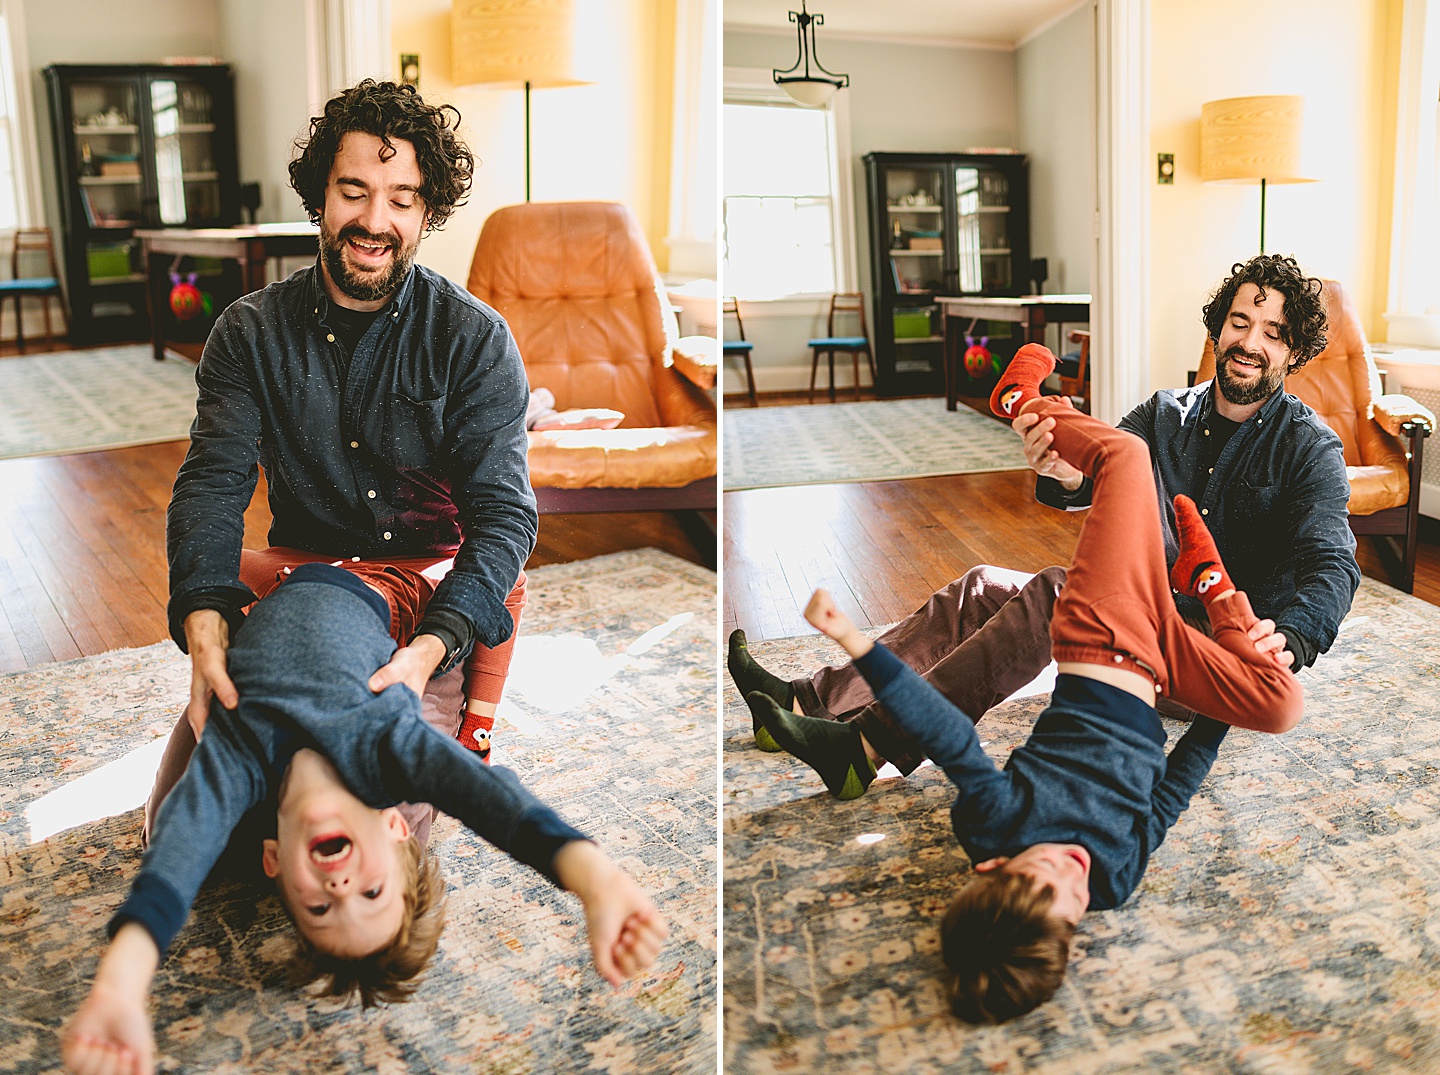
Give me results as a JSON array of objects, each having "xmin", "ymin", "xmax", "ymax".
[
  {"xmin": 1208, "ymin": 467, "xmax": 1214, "ymax": 474},
  {"xmin": 1113, "ymin": 654, "xmax": 1124, "ymax": 663},
  {"xmin": 1203, "ymin": 428, "xmax": 1210, "ymax": 436},
  {"xmin": 326, "ymin": 333, "xmax": 335, "ymax": 343},
  {"xmin": 351, "ymin": 556, "xmax": 360, "ymax": 562},
  {"xmin": 1155, "ymin": 684, "xmax": 1162, "ymax": 693},
  {"xmin": 383, "ymin": 531, "xmax": 392, "ymax": 540},
  {"xmin": 350, "ymin": 440, "xmax": 359, "ymax": 449},
  {"xmin": 1201, "ymin": 508, "xmax": 1209, "ymax": 516}
]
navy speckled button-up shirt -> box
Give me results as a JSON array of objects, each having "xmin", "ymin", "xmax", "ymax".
[
  {"xmin": 166, "ymin": 261, "xmax": 538, "ymax": 659},
  {"xmin": 1038, "ymin": 382, "xmax": 1360, "ymax": 661}
]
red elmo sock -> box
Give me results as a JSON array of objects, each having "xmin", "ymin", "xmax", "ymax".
[
  {"xmin": 990, "ymin": 344, "xmax": 1057, "ymax": 419},
  {"xmin": 1170, "ymin": 494, "xmax": 1235, "ymax": 606},
  {"xmin": 458, "ymin": 709, "xmax": 494, "ymax": 763}
]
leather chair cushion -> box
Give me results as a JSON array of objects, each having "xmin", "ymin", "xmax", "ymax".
[
  {"xmin": 468, "ymin": 202, "xmax": 717, "ymax": 491},
  {"xmin": 527, "ymin": 423, "xmax": 716, "ymax": 488}
]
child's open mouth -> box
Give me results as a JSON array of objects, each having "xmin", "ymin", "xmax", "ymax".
[{"xmin": 309, "ymin": 833, "xmax": 353, "ymax": 868}]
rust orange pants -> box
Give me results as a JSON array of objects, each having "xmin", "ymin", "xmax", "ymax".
[{"xmin": 1036, "ymin": 398, "xmax": 1304, "ymax": 734}]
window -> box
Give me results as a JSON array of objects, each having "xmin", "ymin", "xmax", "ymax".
[
  {"xmin": 722, "ymin": 69, "xmax": 853, "ymax": 301},
  {"xmin": 1384, "ymin": 0, "xmax": 1440, "ymax": 345},
  {"xmin": 0, "ymin": 7, "xmax": 33, "ymax": 232}
]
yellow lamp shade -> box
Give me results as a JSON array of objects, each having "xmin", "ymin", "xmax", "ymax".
[
  {"xmin": 451, "ymin": 0, "xmax": 589, "ymax": 89},
  {"xmin": 1200, "ymin": 95, "xmax": 1314, "ymax": 185}
]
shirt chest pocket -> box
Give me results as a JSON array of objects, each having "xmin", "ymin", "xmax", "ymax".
[
  {"xmin": 1231, "ymin": 477, "xmax": 1281, "ymax": 522},
  {"xmin": 383, "ymin": 393, "xmax": 447, "ymax": 468}
]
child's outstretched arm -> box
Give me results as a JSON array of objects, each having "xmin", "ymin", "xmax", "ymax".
[
  {"xmin": 553, "ymin": 841, "xmax": 668, "ymax": 987},
  {"xmin": 61, "ymin": 923, "xmax": 159, "ymax": 1075},
  {"xmin": 804, "ymin": 589, "xmax": 873, "ymax": 660}
]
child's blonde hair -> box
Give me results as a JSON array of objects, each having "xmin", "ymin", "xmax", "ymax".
[
  {"xmin": 282, "ymin": 837, "xmax": 446, "ymax": 1007},
  {"xmin": 940, "ymin": 869, "xmax": 1073, "ymax": 1024}
]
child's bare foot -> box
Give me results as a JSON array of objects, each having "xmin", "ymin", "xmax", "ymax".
[
  {"xmin": 62, "ymin": 981, "xmax": 155, "ymax": 1075},
  {"xmin": 554, "ymin": 841, "xmax": 668, "ymax": 987},
  {"xmin": 803, "ymin": 589, "xmax": 872, "ymax": 659}
]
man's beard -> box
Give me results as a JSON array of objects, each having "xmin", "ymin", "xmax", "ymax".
[
  {"xmin": 1215, "ymin": 344, "xmax": 1285, "ymax": 406},
  {"xmin": 320, "ymin": 221, "xmax": 418, "ymax": 303}
]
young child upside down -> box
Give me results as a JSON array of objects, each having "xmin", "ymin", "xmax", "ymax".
[
  {"xmin": 62, "ymin": 563, "xmax": 667, "ymax": 1075},
  {"xmin": 743, "ymin": 344, "xmax": 1303, "ymax": 1023}
]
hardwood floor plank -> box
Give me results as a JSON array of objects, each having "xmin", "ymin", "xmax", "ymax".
[{"xmin": 0, "ymin": 431, "xmax": 712, "ymax": 672}]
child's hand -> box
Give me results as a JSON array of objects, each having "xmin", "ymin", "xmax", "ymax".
[
  {"xmin": 804, "ymin": 589, "xmax": 872, "ymax": 660},
  {"xmin": 555, "ymin": 842, "xmax": 669, "ymax": 988},
  {"xmin": 62, "ymin": 981, "xmax": 155, "ymax": 1075},
  {"xmin": 803, "ymin": 589, "xmax": 850, "ymax": 640},
  {"xmin": 1246, "ymin": 617, "xmax": 1295, "ymax": 669}
]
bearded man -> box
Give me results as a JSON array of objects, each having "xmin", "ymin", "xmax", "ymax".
[
  {"xmin": 153, "ymin": 80, "xmax": 536, "ymax": 826},
  {"xmin": 729, "ymin": 254, "xmax": 1360, "ymax": 797}
]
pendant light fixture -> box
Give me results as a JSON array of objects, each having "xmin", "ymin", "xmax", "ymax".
[{"xmin": 772, "ymin": 1, "xmax": 849, "ymax": 108}]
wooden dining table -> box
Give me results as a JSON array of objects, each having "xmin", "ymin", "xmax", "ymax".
[
  {"xmin": 134, "ymin": 222, "xmax": 320, "ymax": 360},
  {"xmin": 936, "ymin": 293, "xmax": 1091, "ymax": 410}
]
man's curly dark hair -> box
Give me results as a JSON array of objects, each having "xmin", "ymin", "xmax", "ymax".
[
  {"xmin": 288, "ymin": 80, "xmax": 474, "ymax": 233},
  {"xmin": 1201, "ymin": 254, "xmax": 1328, "ymax": 374}
]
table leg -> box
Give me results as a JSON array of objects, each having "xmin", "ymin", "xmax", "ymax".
[
  {"xmin": 146, "ymin": 247, "xmax": 167, "ymax": 361},
  {"xmin": 944, "ymin": 313, "xmax": 956, "ymax": 410}
]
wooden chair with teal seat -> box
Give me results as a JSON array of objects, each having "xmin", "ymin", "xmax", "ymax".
[
  {"xmin": 723, "ymin": 296, "xmax": 758, "ymax": 406},
  {"xmin": 0, "ymin": 228, "xmax": 69, "ymax": 352},
  {"xmin": 808, "ymin": 292, "xmax": 874, "ymax": 402}
]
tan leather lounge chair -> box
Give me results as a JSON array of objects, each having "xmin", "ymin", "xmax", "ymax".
[
  {"xmin": 1198, "ymin": 279, "xmax": 1433, "ymax": 593},
  {"xmin": 467, "ymin": 201, "xmax": 717, "ymax": 522}
]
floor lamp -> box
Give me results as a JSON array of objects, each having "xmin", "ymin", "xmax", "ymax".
[
  {"xmin": 1200, "ymin": 95, "xmax": 1315, "ymax": 253},
  {"xmin": 452, "ymin": 0, "xmax": 590, "ymax": 202}
]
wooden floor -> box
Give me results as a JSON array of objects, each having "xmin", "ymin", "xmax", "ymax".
[
  {"xmin": 724, "ymin": 462, "xmax": 1440, "ymax": 642},
  {"xmin": 0, "ymin": 433, "xmax": 713, "ymax": 673}
]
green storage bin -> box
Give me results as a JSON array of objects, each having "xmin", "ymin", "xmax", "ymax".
[
  {"xmin": 893, "ymin": 308, "xmax": 934, "ymax": 339},
  {"xmin": 87, "ymin": 242, "xmax": 133, "ymax": 279}
]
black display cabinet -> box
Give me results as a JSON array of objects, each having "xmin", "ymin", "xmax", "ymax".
[
  {"xmin": 46, "ymin": 64, "xmax": 240, "ymax": 344},
  {"xmin": 863, "ymin": 151, "xmax": 1030, "ymax": 397}
]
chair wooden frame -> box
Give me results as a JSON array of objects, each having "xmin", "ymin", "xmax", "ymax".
[
  {"xmin": 809, "ymin": 292, "xmax": 876, "ymax": 403},
  {"xmin": 723, "ymin": 296, "xmax": 758, "ymax": 406},
  {"xmin": 1, "ymin": 227, "xmax": 69, "ymax": 351}
]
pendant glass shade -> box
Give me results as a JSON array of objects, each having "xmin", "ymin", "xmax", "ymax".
[{"xmin": 773, "ymin": 2, "xmax": 848, "ymax": 110}]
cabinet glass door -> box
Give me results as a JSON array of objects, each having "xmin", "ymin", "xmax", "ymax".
[
  {"xmin": 150, "ymin": 77, "xmax": 221, "ymax": 225},
  {"xmin": 71, "ymin": 80, "xmax": 142, "ymax": 229},
  {"xmin": 954, "ymin": 165, "xmax": 1012, "ymax": 293},
  {"xmin": 882, "ymin": 165, "xmax": 948, "ymax": 294}
]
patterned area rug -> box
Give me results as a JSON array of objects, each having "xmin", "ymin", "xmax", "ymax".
[
  {"xmin": 724, "ymin": 577, "xmax": 1440, "ymax": 1073},
  {"xmin": 0, "ymin": 346, "xmax": 197, "ymax": 460},
  {"xmin": 0, "ymin": 549, "xmax": 716, "ymax": 1074},
  {"xmin": 722, "ymin": 398, "xmax": 1028, "ymax": 491}
]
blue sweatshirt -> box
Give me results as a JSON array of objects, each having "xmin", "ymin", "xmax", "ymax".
[
  {"xmin": 112, "ymin": 564, "xmax": 584, "ymax": 957},
  {"xmin": 855, "ymin": 643, "xmax": 1228, "ymax": 910}
]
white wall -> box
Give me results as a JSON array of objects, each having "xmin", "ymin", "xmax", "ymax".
[
  {"xmin": 22, "ymin": 0, "xmax": 223, "ymax": 251},
  {"xmin": 1149, "ymin": 0, "xmax": 1395, "ymax": 390},
  {"xmin": 217, "ymin": 0, "xmax": 315, "ymax": 225},
  {"xmin": 1015, "ymin": 2, "xmax": 1094, "ymax": 297},
  {"xmin": 722, "ymin": 29, "xmax": 1018, "ymax": 393}
]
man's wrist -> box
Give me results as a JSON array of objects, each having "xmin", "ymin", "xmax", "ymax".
[{"xmin": 407, "ymin": 632, "xmax": 448, "ymax": 669}]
